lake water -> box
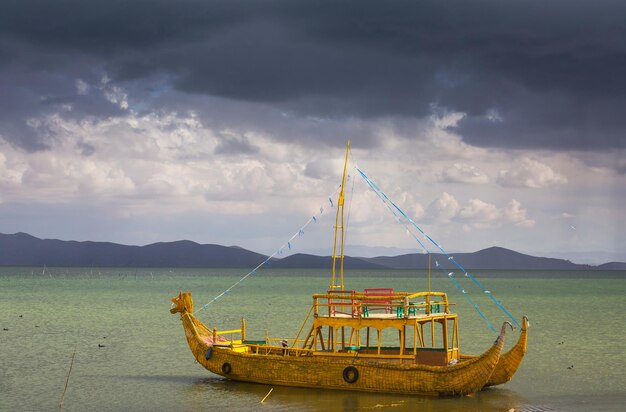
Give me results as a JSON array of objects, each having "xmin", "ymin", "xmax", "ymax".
[{"xmin": 1, "ymin": 267, "xmax": 625, "ymax": 411}]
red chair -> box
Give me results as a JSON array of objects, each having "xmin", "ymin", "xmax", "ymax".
[{"xmin": 363, "ymin": 288, "xmax": 394, "ymax": 316}]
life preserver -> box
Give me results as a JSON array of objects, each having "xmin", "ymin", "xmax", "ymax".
[
  {"xmin": 222, "ymin": 362, "xmax": 232, "ymax": 374},
  {"xmin": 205, "ymin": 347, "xmax": 212, "ymax": 360},
  {"xmin": 342, "ymin": 366, "xmax": 359, "ymax": 383}
]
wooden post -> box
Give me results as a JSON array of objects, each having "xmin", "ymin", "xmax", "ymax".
[
  {"xmin": 316, "ymin": 327, "xmax": 326, "ymax": 351},
  {"xmin": 443, "ymin": 317, "xmax": 448, "ymax": 361},
  {"xmin": 341, "ymin": 327, "xmax": 345, "ymax": 351},
  {"xmin": 403, "ymin": 297, "xmax": 408, "ymax": 319}
]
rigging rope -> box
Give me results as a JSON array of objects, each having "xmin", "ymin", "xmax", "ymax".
[
  {"xmin": 194, "ymin": 185, "xmax": 341, "ymax": 315},
  {"xmin": 344, "ymin": 172, "xmax": 356, "ymax": 255},
  {"xmin": 355, "ymin": 165, "xmax": 521, "ymax": 330},
  {"xmin": 354, "ymin": 167, "xmax": 496, "ymax": 332}
]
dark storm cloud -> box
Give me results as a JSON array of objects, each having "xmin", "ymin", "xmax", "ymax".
[
  {"xmin": 0, "ymin": 60, "xmax": 127, "ymax": 151},
  {"xmin": 1, "ymin": 0, "xmax": 625, "ymax": 151},
  {"xmin": 0, "ymin": 0, "xmax": 246, "ymax": 55}
]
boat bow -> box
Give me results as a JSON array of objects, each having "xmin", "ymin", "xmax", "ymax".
[
  {"xmin": 171, "ymin": 292, "xmax": 219, "ymax": 361},
  {"xmin": 484, "ymin": 316, "xmax": 529, "ymax": 386}
]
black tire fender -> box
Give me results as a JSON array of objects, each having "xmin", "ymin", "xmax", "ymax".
[
  {"xmin": 221, "ymin": 362, "xmax": 232, "ymax": 374},
  {"xmin": 342, "ymin": 366, "xmax": 359, "ymax": 383}
]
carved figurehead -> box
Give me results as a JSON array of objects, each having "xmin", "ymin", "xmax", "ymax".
[{"xmin": 170, "ymin": 291, "xmax": 194, "ymax": 315}]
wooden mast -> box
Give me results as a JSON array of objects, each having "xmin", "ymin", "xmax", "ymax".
[
  {"xmin": 330, "ymin": 140, "xmax": 351, "ymax": 290},
  {"xmin": 426, "ymin": 254, "xmax": 431, "ymax": 315}
]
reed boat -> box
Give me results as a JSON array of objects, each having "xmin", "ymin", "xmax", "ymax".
[
  {"xmin": 464, "ymin": 315, "xmax": 529, "ymax": 387},
  {"xmin": 171, "ymin": 142, "xmax": 528, "ymax": 396}
]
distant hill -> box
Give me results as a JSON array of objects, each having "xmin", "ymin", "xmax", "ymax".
[
  {"xmin": 0, "ymin": 232, "xmax": 268, "ymax": 268},
  {"xmin": 366, "ymin": 247, "xmax": 594, "ymax": 270},
  {"xmin": 0, "ymin": 232, "xmax": 624, "ymax": 270},
  {"xmin": 271, "ymin": 253, "xmax": 386, "ymax": 269},
  {"xmin": 596, "ymin": 262, "xmax": 626, "ymax": 270}
]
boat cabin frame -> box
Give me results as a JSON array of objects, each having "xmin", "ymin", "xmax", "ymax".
[
  {"xmin": 303, "ymin": 290, "xmax": 460, "ymax": 365},
  {"xmin": 212, "ymin": 290, "xmax": 460, "ymax": 367}
]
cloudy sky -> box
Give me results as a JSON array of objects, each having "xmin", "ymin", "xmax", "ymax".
[{"xmin": 0, "ymin": 0, "xmax": 624, "ymax": 263}]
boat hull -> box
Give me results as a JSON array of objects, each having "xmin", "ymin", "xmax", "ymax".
[
  {"xmin": 198, "ymin": 344, "xmax": 502, "ymax": 396},
  {"xmin": 171, "ymin": 292, "xmax": 513, "ymax": 396},
  {"xmin": 176, "ymin": 313, "xmax": 507, "ymax": 396}
]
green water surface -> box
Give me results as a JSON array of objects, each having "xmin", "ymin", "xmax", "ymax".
[{"xmin": 1, "ymin": 268, "xmax": 625, "ymax": 411}]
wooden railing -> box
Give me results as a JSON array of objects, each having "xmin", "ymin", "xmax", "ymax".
[
  {"xmin": 312, "ymin": 291, "xmax": 453, "ymax": 318},
  {"xmin": 212, "ymin": 318, "xmax": 246, "ymax": 346}
]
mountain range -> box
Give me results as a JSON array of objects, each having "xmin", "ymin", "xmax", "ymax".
[{"xmin": 1, "ymin": 232, "xmax": 624, "ymax": 270}]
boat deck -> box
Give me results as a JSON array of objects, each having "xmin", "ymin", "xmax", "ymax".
[
  {"xmin": 314, "ymin": 290, "xmax": 453, "ymax": 322},
  {"xmin": 320, "ymin": 312, "xmax": 439, "ymax": 319}
]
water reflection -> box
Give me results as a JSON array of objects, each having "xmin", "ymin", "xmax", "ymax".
[{"xmin": 186, "ymin": 376, "xmax": 530, "ymax": 412}]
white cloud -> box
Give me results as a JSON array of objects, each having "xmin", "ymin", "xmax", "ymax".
[
  {"xmin": 424, "ymin": 192, "xmax": 534, "ymax": 230},
  {"xmin": 430, "ymin": 110, "xmax": 466, "ymax": 129},
  {"xmin": 412, "ymin": 202, "xmax": 426, "ymax": 221},
  {"xmin": 497, "ymin": 157, "xmax": 567, "ymax": 188},
  {"xmin": 426, "ymin": 192, "xmax": 459, "ymax": 221},
  {"xmin": 425, "ymin": 111, "xmax": 490, "ymax": 161},
  {"xmin": 0, "ymin": 146, "xmax": 25, "ymax": 203},
  {"xmin": 304, "ymin": 157, "xmax": 343, "ymax": 180},
  {"xmin": 18, "ymin": 140, "xmax": 135, "ymax": 201},
  {"xmin": 75, "ymin": 79, "xmax": 90, "ymax": 95},
  {"xmin": 0, "ymin": 107, "xmax": 340, "ymax": 223},
  {"xmin": 103, "ymin": 85, "xmax": 128, "ymax": 109},
  {"xmin": 502, "ymin": 199, "xmax": 535, "ymax": 228},
  {"xmin": 458, "ymin": 199, "xmax": 500, "ymax": 222},
  {"xmin": 441, "ymin": 163, "xmax": 489, "ymax": 184},
  {"xmin": 485, "ymin": 108, "xmax": 503, "ymax": 123},
  {"xmin": 97, "ymin": 77, "xmax": 128, "ymax": 110},
  {"xmin": 0, "ymin": 81, "xmax": 620, "ymax": 259}
]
